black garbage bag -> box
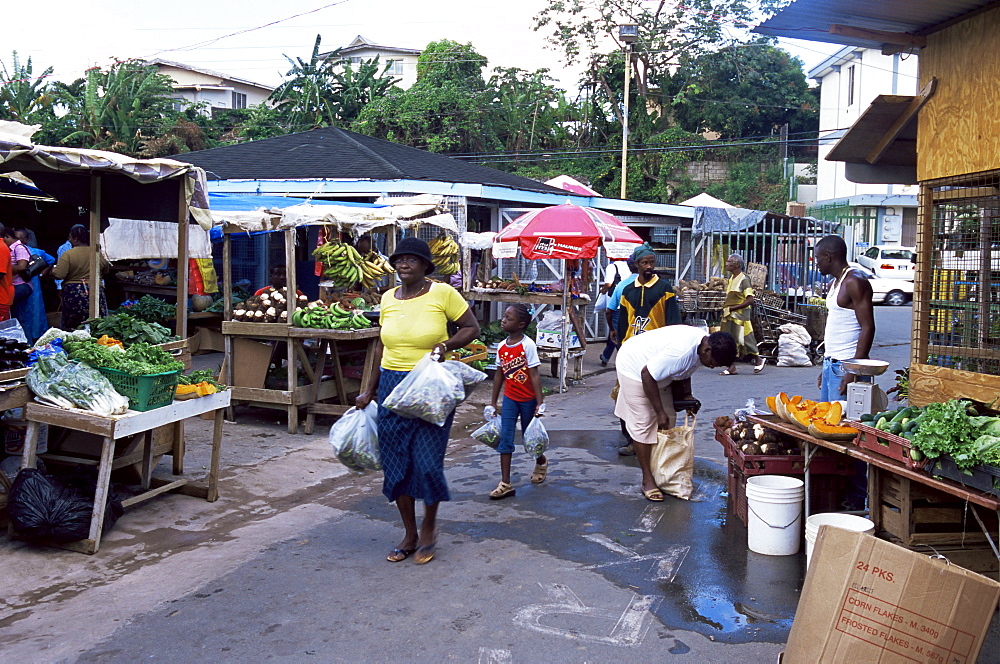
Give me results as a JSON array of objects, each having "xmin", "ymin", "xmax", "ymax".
[{"xmin": 7, "ymin": 468, "xmax": 124, "ymax": 543}]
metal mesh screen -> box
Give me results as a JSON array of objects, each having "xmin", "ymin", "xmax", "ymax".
[{"xmin": 916, "ymin": 171, "xmax": 1000, "ymax": 374}]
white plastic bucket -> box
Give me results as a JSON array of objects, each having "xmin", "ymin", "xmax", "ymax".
[
  {"xmin": 746, "ymin": 475, "xmax": 805, "ymax": 556},
  {"xmin": 805, "ymin": 513, "xmax": 875, "ymax": 567}
]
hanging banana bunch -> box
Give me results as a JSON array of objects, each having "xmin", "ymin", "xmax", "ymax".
[
  {"xmin": 313, "ymin": 239, "xmax": 366, "ymax": 288},
  {"xmin": 358, "ymin": 251, "xmax": 395, "ymax": 290},
  {"xmin": 429, "ymin": 232, "xmax": 461, "ymax": 277}
]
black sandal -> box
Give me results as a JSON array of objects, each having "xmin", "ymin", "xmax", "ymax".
[{"xmin": 386, "ymin": 547, "xmax": 415, "ymax": 563}]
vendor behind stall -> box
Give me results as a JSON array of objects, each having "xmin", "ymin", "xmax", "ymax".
[{"xmin": 50, "ymin": 225, "xmax": 108, "ymax": 330}]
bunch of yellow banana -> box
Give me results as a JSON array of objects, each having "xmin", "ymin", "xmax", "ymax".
[
  {"xmin": 358, "ymin": 252, "xmax": 394, "ymax": 290},
  {"xmin": 430, "ymin": 232, "xmax": 460, "ymax": 277},
  {"xmin": 313, "ymin": 240, "xmax": 365, "ymax": 287}
]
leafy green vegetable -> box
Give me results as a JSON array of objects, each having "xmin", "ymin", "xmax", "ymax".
[
  {"xmin": 178, "ymin": 369, "xmax": 225, "ymax": 390},
  {"xmin": 119, "ymin": 296, "xmax": 175, "ymax": 325},
  {"xmin": 85, "ymin": 312, "xmax": 174, "ymax": 346},
  {"xmin": 64, "ymin": 338, "xmax": 183, "ymax": 376}
]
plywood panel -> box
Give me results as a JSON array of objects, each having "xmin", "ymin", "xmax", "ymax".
[
  {"xmin": 909, "ymin": 363, "xmax": 1000, "ymax": 407},
  {"xmin": 919, "ymin": 6, "xmax": 1000, "ymax": 180}
]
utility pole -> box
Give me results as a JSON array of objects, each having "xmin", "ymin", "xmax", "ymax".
[{"xmin": 618, "ymin": 24, "xmax": 638, "ymax": 200}]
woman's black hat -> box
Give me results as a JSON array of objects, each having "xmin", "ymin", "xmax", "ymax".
[{"xmin": 389, "ymin": 237, "xmax": 435, "ymax": 270}]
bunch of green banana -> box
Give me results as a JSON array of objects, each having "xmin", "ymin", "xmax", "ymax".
[
  {"xmin": 313, "ymin": 240, "xmax": 366, "ymax": 287},
  {"xmin": 290, "ymin": 301, "xmax": 372, "ymax": 330},
  {"xmin": 359, "ymin": 252, "xmax": 394, "ymax": 290},
  {"xmin": 429, "ymin": 233, "xmax": 460, "ymax": 277}
]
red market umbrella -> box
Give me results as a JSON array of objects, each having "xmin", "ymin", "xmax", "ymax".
[
  {"xmin": 491, "ymin": 204, "xmax": 642, "ymax": 391},
  {"xmin": 492, "ymin": 203, "xmax": 642, "ymax": 260}
]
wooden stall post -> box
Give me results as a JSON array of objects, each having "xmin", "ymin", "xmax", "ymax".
[
  {"xmin": 88, "ymin": 176, "xmax": 101, "ymax": 319},
  {"xmin": 285, "ymin": 228, "xmax": 298, "ymax": 433},
  {"xmin": 222, "ymin": 229, "xmax": 235, "ymax": 420},
  {"xmin": 176, "ymin": 185, "xmax": 189, "ymax": 340}
]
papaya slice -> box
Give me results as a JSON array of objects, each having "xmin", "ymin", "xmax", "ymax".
[{"xmin": 808, "ymin": 420, "xmax": 858, "ymax": 441}]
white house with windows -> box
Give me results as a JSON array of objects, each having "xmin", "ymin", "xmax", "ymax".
[
  {"xmin": 148, "ymin": 59, "xmax": 274, "ymax": 117},
  {"xmin": 324, "ymin": 35, "xmax": 421, "ymax": 89},
  {"xmin": 807, "ymin": 47, "xmax": 920, "ymax": 255}
]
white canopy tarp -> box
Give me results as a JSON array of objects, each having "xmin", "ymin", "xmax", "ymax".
[
  {"xmin": 215, "ymin": 202, "xmax": 454, "ymax": 234},
  {"xmin": 101, "ymin": 218, "xmax": 213, "ymax": 261}
]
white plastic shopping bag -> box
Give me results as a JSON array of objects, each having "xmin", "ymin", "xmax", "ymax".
[
  {"xmin": 329, "ymin": 402, "xmax": 380, "ymax": 471},
  {"xmin": 383, "ymin": 354, "xmax": 465, "ymax": 426}
]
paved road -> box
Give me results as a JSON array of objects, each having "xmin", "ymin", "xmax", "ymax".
[{"xmin": 1, "ymin": 306, "xmax": 920, "ymax": 662}]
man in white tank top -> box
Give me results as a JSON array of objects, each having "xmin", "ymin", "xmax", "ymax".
[{"xmin": 814, "ymin": 235, "xmax": 875, "ymax": 402}]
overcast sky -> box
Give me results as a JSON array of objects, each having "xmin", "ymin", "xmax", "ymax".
[{"xmin": 6, "ymin": 0, "xmax": 839, "ymax": 93}]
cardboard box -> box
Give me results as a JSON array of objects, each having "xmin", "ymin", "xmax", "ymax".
[
  {"xmin": 190, "ymin": 327, "xmax": 226, "ymax": 354},
  {"xmin": 784, "ymin": 528, "xmax": 1000, "ymax": 663},
  {"xmin": 536, "ymin": 328, "xmax": 581, "ymax": 350},
  {"xmin": 219, "ymin": 338, "xmax": 274, "ymax": 388}
]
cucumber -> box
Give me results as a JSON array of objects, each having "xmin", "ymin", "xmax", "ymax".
[
  {"xmin": 875, "ymin": 416, "xmax": 888, "ymax": 430},
  {"xmin": 860, "ymin": 413, "xmax": 875, "ymax": 422},
  {"xmin": 909, "ymin": 448, "xmax": 924, "ymax": 461},
  {"xmin": 888, "ymin": 421, "xmax": 903, "ymax": 435},
  {"xmin": 873, "ymin": 410, "xmax": 897, "ymax": 422},
  {"xmin": 903, "ymin": 419, "xmax": 920, "ymax": 433},
  {"xmin": 889, "ymin": 408, "xmax": 911, "ymax": 423}
]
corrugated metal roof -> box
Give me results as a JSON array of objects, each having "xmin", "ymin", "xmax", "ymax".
[{"xmin": 754, "ymin": 0, "xmax": 997, "ymax": 49}]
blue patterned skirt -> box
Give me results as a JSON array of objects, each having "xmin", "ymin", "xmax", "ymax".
[{"xmin": 377, "ymin": 368, "xmax": 455, "ymax": 505}]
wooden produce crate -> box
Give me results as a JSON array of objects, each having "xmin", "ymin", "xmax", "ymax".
[
  {"xmin": 848, "ymin": 420, "xmax": 929, "ymax": 470},
  {"xmin": 870, "ymin": 470, "xmax": 999, "ymax": 547},
  {"xmin": 716, "ymin": 422, "xmax": 854, "ymax": 476},
  {"xmin": 446, "ymin": 342, "xmax": 488, "ymax": 365}
]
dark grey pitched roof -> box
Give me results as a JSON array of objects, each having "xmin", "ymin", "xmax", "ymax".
[{"xmin": 174, "ymin": 126, "xmax": 566, "ymax": 195}]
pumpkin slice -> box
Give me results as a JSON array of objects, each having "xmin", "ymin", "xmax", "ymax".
[
  {"xmin": 765, "ymin": 396, "xmax": 779, "ymax": 416},
  {"xmin": 791, "ymin": 408, "xmax": 815, "ymax": 430},
  {"xmin": 823, "ymin": 401, "xmax": 843, "ymax": 426},
  {"xmin": 778, "ymin": 392, "xmax": 791, "ymax": 405},
  {"xmin": 789, "ymin": 395, "xmax": 804, "ymax": 406},
  {"xmin": 775, "ymin": 398, "xmax": 790, "ymax": 423},
  {"xmin": 808, "ymin": 421, "xmax": 858, "ymax": 441}
]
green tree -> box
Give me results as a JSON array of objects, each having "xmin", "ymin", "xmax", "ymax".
[
  {"xmin": 60, "ymin": 59, "xmax": 179, "ymax": 155},
  {"xmin": 0, "ymin": 52, "xmax": 57, "ymax": 129},
  {"xmin": 353, "ymin": 40, "xmax": 500, "ymax": 153},
  {"xmin": 668, "ymin": 41, "xmax": 818, "ymax": 139},
  {"xmin": 489, "ymin": 67, "xmax": 576, "ymax": 154},
  {"xmin": 269, "ymin": 35, "xmax": 399, "ymax": 131}
]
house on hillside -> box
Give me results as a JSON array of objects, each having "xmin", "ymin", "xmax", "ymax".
[
  {"xmin": 806, "ymin": 47, "xmax": 920, "ymax": 256},
  {"xmin": 322, "ymin": 35, "xmax": 421, "ymax": 89},
  {"xmin": 149, "ymin": 59, "xmax": 274, "ymax": 117}
]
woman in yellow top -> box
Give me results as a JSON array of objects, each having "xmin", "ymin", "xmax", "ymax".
[
  {"xmin": 720, "ymin": 253, "xmax": 765, "ymax": 375},
  {"xmin": 356, "ymin": 236, "xmax": 480, "ymax": 565}
]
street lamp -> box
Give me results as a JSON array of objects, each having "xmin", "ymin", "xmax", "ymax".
[{"xmin": 618, "ymin": 24, "xmax": 638, "ymax": 200}]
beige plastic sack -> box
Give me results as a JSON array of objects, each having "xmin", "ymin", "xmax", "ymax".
[
  {"xmin": 650, "ymin": 416, "xmax": 695, "ymax": 500},
  {"xmin": 610, "ymin": 380, "xmax": 619, "ymax": 402}
]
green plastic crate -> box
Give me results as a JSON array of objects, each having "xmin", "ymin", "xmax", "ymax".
[{"xmin": 96, "ymin": 367, "xmax": 180, "ymax": 412}]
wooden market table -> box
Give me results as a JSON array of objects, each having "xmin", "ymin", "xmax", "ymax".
[
  {"xmin": 222, "ymin": 322, "xmax": 379, "ymax": 434},
  {"xmin": 747, "ymin": 414, "xmax": 1000, "ymax": 564},
  {"xmin": 12, "ymin": 391, "xmax": 232, "ymax": 554}
]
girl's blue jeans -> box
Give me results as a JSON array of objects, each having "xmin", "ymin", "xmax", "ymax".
[{"xmin": 497, "ymin": 395, "xmax": 537, "ymax": 454}]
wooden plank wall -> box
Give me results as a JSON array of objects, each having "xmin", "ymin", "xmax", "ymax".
[
  {"xmin": 918, "ymin": 6, "xmax": 1000, "ymax": 180},
  {"xmin": 909, "ymin": 363, "xmax": 1000, "ymax": 407}
]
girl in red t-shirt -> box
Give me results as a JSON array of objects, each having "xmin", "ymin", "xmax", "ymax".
[{"xmin": 488, "ymin": 304, "xmax": 546, "ymax": 499}]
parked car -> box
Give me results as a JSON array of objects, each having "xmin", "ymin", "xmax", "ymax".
[
  {"xmin": 856, "ymin": 245, "xmax": 915, "ymax": 279},
  {"xmin": 849, "ymin": 263, "xmax": 913, "ymax": 306}
]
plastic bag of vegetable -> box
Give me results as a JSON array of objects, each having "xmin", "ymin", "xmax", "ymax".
[
  {"xmin": 27, "ymin": 349, "xmax": 130, "ymax": 416},
  {"xmin": 383, "ymin": 354, "xmax": 465, "ymax": 426},
  {"xmin": 523, "ymin": 416, "xmax": 549, "ymax": 458},
  {"xmin": 443, "ymin": 360, "xmax": 487, "ymax": 400},
  {"xmin": 472, "ymin": 413, "xmax": 502, "ymax": 449},
  {"xmin": 7, "ymin": 468, "xmax": 124, "ymax": 542},
  {"xmin": 328, "ymin": 403, "xmax": 380, "ymax": 471}
]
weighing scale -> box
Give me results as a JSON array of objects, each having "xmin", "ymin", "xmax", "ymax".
[{"xmin": 842, "ymin": 359, "xmax": 890, "ymax": 420}]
